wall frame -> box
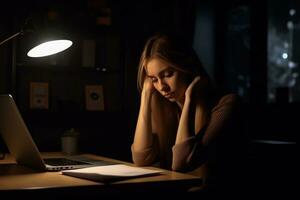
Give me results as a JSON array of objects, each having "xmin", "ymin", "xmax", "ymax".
[
  {"xmin": 85, "ymin": 85, "xmax": 105, "ymax": 111},
  {"xmin": 29, "ymin": 82, "xmax": 49, "ymax": 109}
]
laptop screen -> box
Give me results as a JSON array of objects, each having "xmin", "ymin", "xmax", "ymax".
[{"xmin": 0, "ymin": 94, "xmax": 47, "ymax": 170}]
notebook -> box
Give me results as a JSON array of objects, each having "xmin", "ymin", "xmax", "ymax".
[{"xmin": 0, "ymin": 94, "xmax": 113, "ymax": 171}]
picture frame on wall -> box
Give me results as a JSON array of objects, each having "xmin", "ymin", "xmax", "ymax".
[
  {"xmin": 85, "ymin": 85, "xmax": 105, "ymax": 111},
  {"xmin": 29, "ymin": 82, "xmax": 49, "ymax": 109}
]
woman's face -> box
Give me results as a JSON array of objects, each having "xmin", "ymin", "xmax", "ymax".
[{"xmin": 145, "ymin": 58, "xmax": 188, "ymax": 104}]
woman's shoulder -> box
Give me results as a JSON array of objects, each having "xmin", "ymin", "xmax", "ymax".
[
  {"xmin": 219, "ymin": 93, "xmax": 241, "ymax": 104},
  {"xmin": 212, "ymin": 93, "xmax": 242, "ymax": 112}
]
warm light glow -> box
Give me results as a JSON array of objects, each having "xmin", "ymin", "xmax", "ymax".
[{"xmin": 27, "ymin": 40, "xmax": 72, "ymax": 57}]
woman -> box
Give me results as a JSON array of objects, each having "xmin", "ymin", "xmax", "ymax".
[{"xmin": 131, "ymin": 33, "xmax": 245, "ymax": 191}]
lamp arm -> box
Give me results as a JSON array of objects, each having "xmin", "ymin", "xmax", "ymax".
[{"xmin": 0, "ymin": 31, "xmax": 24, "ymax": 46}]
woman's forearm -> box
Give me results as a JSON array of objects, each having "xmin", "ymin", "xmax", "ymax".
[
  {"xmin": 133, "ymin": 91, "xmax": 154, "ymax": 151},
  {"xmin": 175, "ymin": 97, "xmax": 196, "ymax": 144}
]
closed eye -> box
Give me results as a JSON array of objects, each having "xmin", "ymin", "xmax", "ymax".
[
  {"xmin": 147, "ymin": 67, "xmax": 174, "ymax": 83},
  {"xmin": 163, "ymin": 70, "xmax": 174, "ymax": 78},
  {"xmin": 148, "ymin": 76, "xmax": 158, "ymax": 83}
]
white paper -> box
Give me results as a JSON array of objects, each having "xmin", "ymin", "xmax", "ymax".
[{"xmin": 61, "ymin": 164, "xmax": 162, "ymax": 182}]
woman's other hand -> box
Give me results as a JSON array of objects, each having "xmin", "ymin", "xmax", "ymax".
[{"xmin": 185, "ymin": 76, "xmax": 201, "ymax": 99}]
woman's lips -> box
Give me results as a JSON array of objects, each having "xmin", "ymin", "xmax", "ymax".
[{"xmin": 163, "ymin": 92, "xmax": 173, "ymax": 99}]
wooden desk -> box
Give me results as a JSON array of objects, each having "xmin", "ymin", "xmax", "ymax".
[{"xmin": 0, "ymin": 152, "xmax": 202, "ymax": 196}]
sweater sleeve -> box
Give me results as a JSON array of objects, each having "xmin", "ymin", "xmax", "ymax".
[
  {"xmin": 172, "ymin": 136, "xmax": 199, "ymax": 171},
  {"xmin": 172, "ymin": 94, "xmax": 241, "ymax": 171},
  {"xmin": 131, "ymin": 134, "xmax": 159, "ymax": 166}
]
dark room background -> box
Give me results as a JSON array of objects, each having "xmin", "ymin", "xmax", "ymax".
[{"xmin": 0, "ymin": 0, "xmax": 297, "ymax": 191}]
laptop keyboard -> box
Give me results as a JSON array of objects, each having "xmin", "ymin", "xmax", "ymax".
[{"xmin": 44, "ymin": 158, "xmax": 89, "ymax": 166}]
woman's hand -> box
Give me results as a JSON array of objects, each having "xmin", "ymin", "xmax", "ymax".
[
  {"xmin": 185, "ymin": 76, "xmax": 201, "ymax": 99},
  {"xmin": 142, "ymin": 77, "xmax": 155, "ymax": 94}
]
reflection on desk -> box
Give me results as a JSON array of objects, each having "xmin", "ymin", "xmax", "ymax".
[{"xmin": 0, "ymin": 152, "xmax": 203, "ymax": 196}]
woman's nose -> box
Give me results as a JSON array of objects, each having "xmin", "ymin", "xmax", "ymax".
[{"xmin": 158, "ymin": 79, "xmax": 168, "ymax": 92}]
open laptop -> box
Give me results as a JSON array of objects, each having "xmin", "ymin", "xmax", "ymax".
[{"xmin": 0, "ymin": 94, "xmax": 113, "ymax": 171}]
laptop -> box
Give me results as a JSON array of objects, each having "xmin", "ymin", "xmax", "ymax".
[{"xmin": 0, "ymin": 94, "xmax": 113, "ymax": 171}]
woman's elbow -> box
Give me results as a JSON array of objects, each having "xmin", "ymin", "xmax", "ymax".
[
  {"xmin": 131, "ymin": 144, "xmax": 157, "ymax": 166},
  {"xmin": 171, "ymin": 158, "xmax": 189, "ymax": 172}
]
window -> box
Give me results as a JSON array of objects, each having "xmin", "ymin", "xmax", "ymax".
[{"xmin": 268, "ymin": 0, "xmax": 300, "ymax": 103}]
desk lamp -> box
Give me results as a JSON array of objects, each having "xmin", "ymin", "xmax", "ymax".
[{"xmin": 0, "ymin": 29, "xmax": 73, "ymax": 57}]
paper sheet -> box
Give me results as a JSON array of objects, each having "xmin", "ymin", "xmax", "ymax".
[{"xmin": 61, "ymin": 164, "xmax": 163, "ymax": 182}]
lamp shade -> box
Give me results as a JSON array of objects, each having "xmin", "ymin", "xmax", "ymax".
[
  {"xmin": 23, "ymin": 28, "xmax": 73, "ymax": 58},
  {"xmin": 27, "ymin": 39, "xmax": 72, "ymax": 57}
]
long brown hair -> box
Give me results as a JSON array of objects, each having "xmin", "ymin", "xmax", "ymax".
[{"xmin": 137, "ymin": 33, "xmax": 213, "ymax": 93}]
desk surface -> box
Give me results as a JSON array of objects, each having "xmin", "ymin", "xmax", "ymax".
[{"xmin": 0, "ymin": 152, "xmax": 202, "ymax": 193}]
